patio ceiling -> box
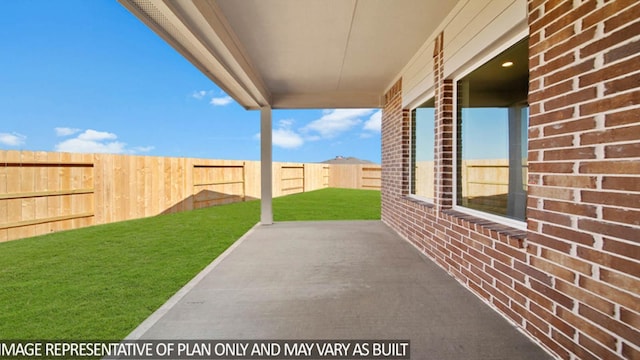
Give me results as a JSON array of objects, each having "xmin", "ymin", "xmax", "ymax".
[{"xmin": 119, "ymin": 0, "xmax": 458, "ymax": 109}]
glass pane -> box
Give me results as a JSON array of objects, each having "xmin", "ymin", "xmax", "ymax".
[
  {"xmin": 456, "ymin": 38, "xmax": 528, "ymax": 221},
  {"xmin": 458, "ymin": 107, "xmax": 510, "ymax": 215},
  {"xmin": 411, "ymin": 100, "xmax": 435, "ymax": 199}
]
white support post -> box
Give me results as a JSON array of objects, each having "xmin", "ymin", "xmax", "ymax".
[{"xmin": 260, "ymin": 106, "xmax": 273, "ymax": 225}]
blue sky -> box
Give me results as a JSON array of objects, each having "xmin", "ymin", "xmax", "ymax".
[
  {"xmin": 414, "ymin": 107, "xmax": 512, "ymax": 161},
  {"xmin": 0, "ymin": 0, "xmax": 381, "ymax": 163},
  {"xmin": 461, "ymin": 108, "xmax": 509, "ymax": 160}
]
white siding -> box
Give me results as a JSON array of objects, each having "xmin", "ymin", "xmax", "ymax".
[{"xmin": 400, "ymin": 0, "xmax": 527, "ymax": 108}]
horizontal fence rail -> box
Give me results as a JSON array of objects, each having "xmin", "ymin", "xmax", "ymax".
[
  {"xmin": 193, "ymin": 164, "xmax": 246, "ymax": 208},
  {"xmin": 0, "ymin": 152, "xmax": 95, "ymax": 239},
  {"xmin": 328, "ymin": 164, "xmax": 382, "ymax": 190},
  {"xmin": 0, "ymin": 151, "xmax": 381, "ymax": 242},
  {"xmin": 280, "ymin": 165, "xmax": 305, "ymax": 193}
]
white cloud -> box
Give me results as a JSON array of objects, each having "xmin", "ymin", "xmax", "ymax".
[
  {"xmin": 254, "ymin": 119, "xmax": 304, "ymax": 149},
  {"xmin": 210, "ymin": 96, "xmax": 234, "ymax": 106},
  {"xmin": 273, "ymin": 128, "xmax": 304, "ymax": 149},
  {"xmin": 302, "ymin": 109, "xmax": 375, "ymax": 138},
  {"xmin": 55, "ymin": 138, "xmax": 126, "ymax": 154},
  {"xmin": 305, "ymin": 135, "xmax": 322, "ymax": 142},
  {"xmin": 0, "ymin": 132, "xmax": 26, "ymax": 147},
  {"xmin": 363, "ymin": 110, "xmax": 381, "ymax": 132},
  {"xmin": 191, "ymin": 90, "xmax": 234, "ymax": 106},
  {"xmin": 252, "ymin": 109, "xmax": 377, "ymax": 149},
  {"xmin": 77, "ymin": 129, "xmax": 117, "ymax": 141},
  {"xmin": 54, "ymin": 129, "xmax": 152, "ymax": 154},
  {"xmin": 273, "ymin": 119, "xmax": 304, "ymax": 149},
  {"xmin": 55, "ymin": 127, "xmax": 81, "ymax": 137},
  {"xmin": 132, "ymin": 146, "xmax": 155, "ymax": 153},
  {"xmin": 279, "ymin": 119, "xmax": 295, "ymax": 128},
  {"xmin": 191, "ymin": 90, "xmax": 209, "ymax": 100}
]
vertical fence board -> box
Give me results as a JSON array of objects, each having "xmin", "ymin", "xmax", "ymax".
[
  {"xmin": 244, "ymin": 161, "xmax": 260, "ymax": 200},
  {"xmin": 142, "ymin": 156, "xmax": 152, "ymax": 217},
  {"xmin": 163, "ymin": 157, "xmax": 172, "ymax": 213},
  {"xmin": 150, "ymin": 157, "xmax": 164, "ymax": 215},
  {"xmin": 0, "ymin": 151, "xmax": 7, "ymax": 242},
  {"xmin": 48, "ymin": 152, "xmax": 62, "ymax": 232},
  {"xmin": 115, "ymin": 155, "xmax": 126, "ymax": 222},
  {"xmin": 169, "ymin": 157, "xmax": 177, "ymax": 212},
  {"xmin": 184, "ymin": 158, "xmax": 194, "ymax": 210},
  {"xmin": 69, "ymin": 152, "xmax": 81, "ymax": 228},
  {"xmin": 81, "ymin": 152, "xmax": 95, "ymax": 229},
  {"xmin": 322, "ymin": 165, "xmax": 329, "ymax": 189},
  {"xmin": 59, "ymin": 153, "xmax": 73, "ymax": 232},
  {"xmin": 33, "ymin": 151, "xmax": 49, "ymax": 236},
  {"xmin": 19, "ymin": 152, "xmax": 36, "ymax": 239},
  {"xmin": 125, "ymin": 155, "xmax": 134, "ymax": 220},
  {"xmin": 174, "ymin": 158, "xmax": 181, "ymax": 212},
  {"xmin": 171, "ymin": 157, "xmax": 180, "ymax": 212},
  {"xmin": 103, "ymin": 153, "xmax": 114, "ymax": 225},
  {"xmin": 5, "ymin": 151, "xmax": 21, "ymax": 241},
  {"xmin": 99, "ymin": 153, "xmax": 109, "ymax": 224},
  {"xmin": 93, "ymin": 154, "xmax": 104, "ymax": 225},
  {"xmin": 132, "ymin": 156, "xmax": 142, "ymax": 218}
]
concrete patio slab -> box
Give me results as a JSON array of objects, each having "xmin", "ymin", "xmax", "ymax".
[{"xmin": 127, "ymin": 221, "xmax": 552, "ymax": 359}]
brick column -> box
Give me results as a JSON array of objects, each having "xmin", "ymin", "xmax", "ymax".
[{"xmin": 433, "ymin": 32, "xmax": 454, "ymax": 213}]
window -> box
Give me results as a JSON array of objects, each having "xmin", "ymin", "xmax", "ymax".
[
  {"xmin": 456, "ymin": 38, "xmax": 528, "ymax": 222},
  {"xmin": 410, "ymin": 98, "xmax": 435, "ymax": 200}
]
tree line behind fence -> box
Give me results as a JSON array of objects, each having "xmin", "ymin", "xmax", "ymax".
[{"xmin": 0, "ymin": 151, "xmax": 381, "ymax": 242}]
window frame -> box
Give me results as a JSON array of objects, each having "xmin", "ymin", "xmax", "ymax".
[
  {"xmin": 408, "ymin": 93, "xmax": 436, "ymax": 204},
  {"xmin": 451, "ymin": 35, "xmax": 529, "ymax": 231}
]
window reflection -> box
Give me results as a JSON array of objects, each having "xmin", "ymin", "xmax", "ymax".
[
  {"xmin": 456, "ymin": 39, "xmax": 529, "ymax": 221},
  {"xmin": 410, "ymin": 99, "xmax": 435, "ymax": 200}
]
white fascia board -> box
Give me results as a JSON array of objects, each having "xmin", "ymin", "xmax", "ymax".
[
  {"xmin": 188, "ymin": 0, "xmax": 271, "ymax": 107},
  {"xmin": 119, "ymin": 0, "xmax": 270, "ymax": 109}
]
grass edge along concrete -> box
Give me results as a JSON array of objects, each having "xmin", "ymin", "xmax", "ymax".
[{"xmin": 0, "ymin": 188, "xmax": 380, "ymax": 339}]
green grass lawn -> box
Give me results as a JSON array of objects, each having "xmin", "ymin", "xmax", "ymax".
[{"xmin": 0, "ymin": 188, "xmax": 379, "ymax": 340}]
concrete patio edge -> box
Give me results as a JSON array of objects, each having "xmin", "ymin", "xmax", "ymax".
[
  {"xmin": 124, "ymin": 222, "xmax": 262, "ymax": 340},
  {"xmin": 380, "ymin": 218, "xmax": 556, "ymax": 359}
]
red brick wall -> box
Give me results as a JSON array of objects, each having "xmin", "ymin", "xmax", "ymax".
[
  {"xmin": 381, "ymin": 79, "xmax": 410, "ymax": 228},
  {"xmin": 380, "ymin": 2, "xmax": 640, "ymax": 359}
]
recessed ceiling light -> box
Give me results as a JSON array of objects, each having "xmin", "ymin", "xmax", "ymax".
[{"xmin": 502, "ymin": 61, "xmax": 514, "ymax": 68}]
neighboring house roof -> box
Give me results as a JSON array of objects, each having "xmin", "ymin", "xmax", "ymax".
[
  {"xmin": 118, "ymin": 0, "xmax": 458, "ymax": 109},
  {"xmin": 321, "ymin": 156, "xmax": 376, "ymax": 165}
]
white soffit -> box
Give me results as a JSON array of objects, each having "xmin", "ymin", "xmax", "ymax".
[{"xmin": 120, "ymin": 0, "xmax": 458, "ymax": 109}]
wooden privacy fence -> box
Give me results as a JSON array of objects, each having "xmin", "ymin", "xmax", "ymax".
[
  {"xmin": 328, "ymin": 164, "xmax": 382, "ymax": 190},
  {"xmin": 0, "ymin": 151, "xmax": 380, "ymax": 242},
  {"xmin": 0, "ymin": 152, "xmax": 95, "ymax": 241},
  {"xmin": 192, "ymin": 164, "xmax": 246, "ymax": 209}
]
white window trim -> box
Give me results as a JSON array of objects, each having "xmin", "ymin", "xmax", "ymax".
[
  {"xmin": 409, "ymin": 93, "xmax": 436, "ymax": 205},
  {"xmin": 453, "ymin": 204, "xmax": 527, "ymax": 231},
  {"xmin": 451, "ymin": 32, "xmax": 528, "ymax": 231},
  {"xmin": 407, "ymin": 194, "xmax": 434, "ymax": 205}
]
